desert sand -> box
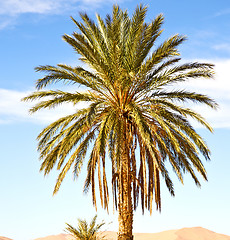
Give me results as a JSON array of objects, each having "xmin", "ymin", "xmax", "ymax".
[{"xmin": 33, "ymin": 227, "xmax": 230, "ymax": 240}]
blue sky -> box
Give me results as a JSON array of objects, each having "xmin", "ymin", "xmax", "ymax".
[{"xmin": 0, "ymin": 0, "xmax": 230, "ymax": 240}]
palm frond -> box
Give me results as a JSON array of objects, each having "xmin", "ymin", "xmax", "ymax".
[{"xmin": 23, "ymin": 4, "xmax": 217, "ymax": 219}]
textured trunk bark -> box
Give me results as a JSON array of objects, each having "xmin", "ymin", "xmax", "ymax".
[
  {"xmin": 117, "ymin": 174, "xmax": 134, "ymax": 240},
  {"xmin": 117, "ymin": 125, "xmax": 134, "ymax": 240}
]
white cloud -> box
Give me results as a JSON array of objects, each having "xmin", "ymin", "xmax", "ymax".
[
  {"xmin": 0, "ymin": 0, "xmax": 118, "ymax": 16},
  {"xmin": 213, "ymin": 43, "xmax": 230, "ymax": 53},
  {"xmin": 0, "ymin": 0, "xmax": 72, "ymax": 30},
  {"xmin": 0, "ymin": 0, "xmax": 64, "ymax": 15},
  {"xmin": 174, "ymin": 59, "xmax": 230, "ymax": 128},
  {"xmin": 0, "ymin": 88, "xmax": 85, "ymax": 125},
  {"xmin": 214, "ymin": 8, "xmax": 230, "ymax": 17},
  {"xmin": 0, "ymin": 17, "xmax": 15, "ymax": 30},
  {"xmin": 0, "ymin": 59, "xmax": 229, "ymax": 128},
  {"xmin": 0, "ymin": 0, "xmax": 121, "ymax": 29}
]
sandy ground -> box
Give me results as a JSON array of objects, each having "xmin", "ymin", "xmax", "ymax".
[{"xmin": 32, "ymin": 227, "xmax": 230, "ymax": 240}]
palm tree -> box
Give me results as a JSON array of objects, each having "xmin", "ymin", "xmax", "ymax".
[
  {"xmin": 65, "ymin": 215, "xmax": 106, "ymax": 240},
  {"xmin": 23, "ymin": 4, "xmax": 218, "ymax": 240}
]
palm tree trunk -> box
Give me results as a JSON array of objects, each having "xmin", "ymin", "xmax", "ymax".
[
  {"xmin": 117, "ymin": 123, "xmax": 134, "ymax": 240},
  {"xmin": 117, "ymin": 179, "xmax": 134, "ymax": 240}
]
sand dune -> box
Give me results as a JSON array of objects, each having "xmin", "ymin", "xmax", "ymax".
[
  {"xmin": 175, "ymin": 227, "xmax": 230, "ymax": 240},
  {"xmin": 33, "ymin": 234, "xmax": 69, "ymax": 240},
  {"xmin": 33, "ymin": 227, "xmax": 230, "ymax": 240},
  {"xmin": 102, "ymin": 228, "xmax": 230, "ymax": 240},
  {"xmin": 1, "ymin": 227, "xmax": 230, "ymax": 240}
]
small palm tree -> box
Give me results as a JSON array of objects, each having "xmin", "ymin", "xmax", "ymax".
[
  {"xmin": 23, "ymin": 4, "xmax": 218, "ymax": 240},
  {"xmin": 65, "ymin": 215, "xmax": 106, "ymax": 240}
]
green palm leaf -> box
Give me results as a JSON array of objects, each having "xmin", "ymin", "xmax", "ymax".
[{"xmin": 23, "ymin": 4, "xmax": 218, "ymax": 240}]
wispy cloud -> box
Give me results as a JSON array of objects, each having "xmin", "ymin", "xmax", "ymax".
[
  {"xmin": 0, "ymin": 0, "xmax": 120, "ymax": 29},
  {"xmin": 0, "ymin": 59, "xmax": 229, "ymax": 128},
  {"xmin": 176, "ymin": 59, "xmax": 230, "ymax": 128},
  {"xmin": 212, "ymin": 43, "xmax": 230, "ymax": 53},
  {"xmin": 214, "ymin": 8, "xmax": 230, "ymax": 17},
  {"xmin": 0, "ymin": 0, "xmax": 120, "ymax": 15},
  {"xmin": 0, "ymin": 0, "xmax": 58, "ymax": 15},
  {"xmin": 0, "ymin": 88, "xmax": 85, "ymax": 125},
  {"xmin": 0, "ymin": 17, "xmax": 15, "ymax": 30}
]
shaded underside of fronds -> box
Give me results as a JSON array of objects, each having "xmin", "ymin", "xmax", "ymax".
[{"xmin": 23, "ymin": 3, "xmax": 218, "ymax": 214}]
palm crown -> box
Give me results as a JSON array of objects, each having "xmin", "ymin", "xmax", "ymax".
[{"xmin": 23, "ymin": 4, "xmax": 217, "ymax": 239}]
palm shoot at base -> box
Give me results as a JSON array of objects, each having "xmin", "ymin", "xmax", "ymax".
[{"xmin": 65, "ymin": 215, "xmax": 106, "ymax": 240}]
